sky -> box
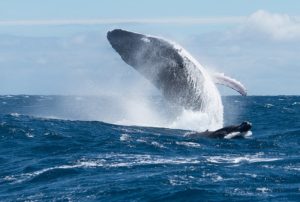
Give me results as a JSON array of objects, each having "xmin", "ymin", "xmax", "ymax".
[{"xmin": 0, "ymin": 0, "xmax": 300, "ymax": 95}]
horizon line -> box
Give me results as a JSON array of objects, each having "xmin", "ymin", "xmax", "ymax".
[
  {"xmin": 0, "ymin": 17, "xmax": 247, "ymax": 26},
  {"xmin": 0, "ymin": 94, "xmax": 299, "ymax": 97}
]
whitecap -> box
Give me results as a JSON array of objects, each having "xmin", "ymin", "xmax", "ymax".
[
  {"xmin": 3, "ymin": 175, "xmax": 17, "ymax": 181},
  {"xmin": 292, "ymin": 102, "xmax": 300, "ymax": 105},
  {"xmin": 100, "ymin": 154, "xmax": 201, "ymax": 167},
  {"xmin": 206, "ymin": 153, "xmax": 281, "ymax": 164},
  {"xmin": 120, "ymin": 128, "xmax": 144, "ymax": 134},
  {"xmin": 120, "ymin": 134, "xmax": 130, "ymax": 142},
  {"xmin": 264, "ymin": 103, "xmax": 274, "ymax": 108},
  {"xmin": 284, "ymin": 165, "xmax": 300, "ymax": 171},
  {"xmin": 262, "ymin": 165, "xmax": 275, "ymax": 169},
  {"xmin": 241, "ymin": 173, "xmax": 258, "ymax": 178},
  {"xmin": 135, "ymin": 138, "xmax": 165, "ymax": 148},
  {"xmin": 5, "ymin": 154, "xmax": 200, "ymax": 184},
  {"xmin": 10, "ymin": 113, "xmax": 20, "ymax": 117},
  {"xmin": 25, "ymin": 133, "xmax": 34, "ymax": 138},
  {"xmin": 150, "ymin": 141, "xmax": 165, "ymax": 148},
  {"xmin": 176, "ymin": 141, "xmax": 201, "ymax": 148},
  {"xmin": 4, "ymin": 160, "xmax": 104, "ymax": 184},
  {"xmin": 203, "ymin": 172, "xmax": 224, "ymax": 182},
  {"xmin": 168, "ymin": 175, "xmax": 190, "ymax": 186},
  {"xmin": 231, "ymin": 188, "xmax": 255, "ymax": 196},
  {"xmin": 136, "ymin": 138, "xmax": 147, "ymax": 143},
  {"xmin": 256, "ymin": 187, "xmax": 271, "ymax": 193}
]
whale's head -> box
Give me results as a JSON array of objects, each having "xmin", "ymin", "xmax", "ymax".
[
  {"xmin": 238, "ymin": 121, "xmax": 252, "ymax": 132},
  {"xmin": 107, "ymin": 29, "xmax": 152, "ymax": 66},
  {"xmin": 107, "ymin": 29, "xmax": 141, "ymax": 51},
  {"xmin": 107, "ymin": 29, "xmax": 184, "ymax": 79}
]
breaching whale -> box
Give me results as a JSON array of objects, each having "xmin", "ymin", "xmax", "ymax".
[{"xmin": 107, "ymin": 29, "xmax": 246, "ymax": 127}]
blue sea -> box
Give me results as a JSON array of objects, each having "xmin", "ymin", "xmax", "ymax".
[{"xmin": 0, "ymin": 95, "xmax": 299, "ymax": 201}]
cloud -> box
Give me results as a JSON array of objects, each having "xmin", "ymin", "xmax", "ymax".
[
  {"xmin": 1, "ymin": 10, "xmax": 300, "ymax": 95},
  {"xmin": 0, "ymin": 17, "xmax": 245, "ymax": 26},
  {"xmin": 235, "ymin": 10, "xmax": 300, "ymax": 41},
  {"xmin": 185, "ymin": 10, "xmax": 300, "ymax": 95}
]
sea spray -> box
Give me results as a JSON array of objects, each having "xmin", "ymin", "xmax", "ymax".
[
  {"xmin": 116, "ymin": 38, "xmax": 224, "ymax": 131},
  {"xmin": 110, "ymin": 69, "xmax": 223, "ymax": 131},
  {"xmin": 112, "ymin": 73, "xmax": 223, "ymax": 131},
  {"xmin": 167, "ymin": 41, "xmax": 224, "ymax": 131}
]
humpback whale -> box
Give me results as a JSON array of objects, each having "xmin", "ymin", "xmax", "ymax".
[
  {"xmin": 107, "ymin": 29, "xmax": 246, "ymax": 127},
  {"xmin": 186, "ymin": 121, "xmax": 252, "ymax": 139}
]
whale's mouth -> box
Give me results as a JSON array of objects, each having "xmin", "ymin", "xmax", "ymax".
[
  {"xmin": 107, "ymin": 29, "xmax": 143, "ymax": 51},
  {"xmin": 107, "ymin": 29, "xmax": 149, "ymax": 66},
  {"xmin": 107, "ymin": 29, "xmax": 128, "ymax": 42},
  {"xmin": 107, "ymin": 29, "xmax": 130, "ymax": 53}
]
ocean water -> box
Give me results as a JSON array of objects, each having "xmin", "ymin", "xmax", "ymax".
[{"xmin": 0, "ymin": 95, "xmax": 299, "ymax": 201}]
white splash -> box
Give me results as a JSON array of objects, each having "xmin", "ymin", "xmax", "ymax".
[
  {"xmin": 140, "ymin": 37, "xmax": 150, "ymax": 43},
  {"xmin": 169, "ymin": 40, "xmax": 224, "ymax": 131},
  {"xmin": 67, "ymin": 31, "xmax": 235, "ymax": 131},
  {"xmin": 119, "ymin": 33, "xmax": 224, "ymax": 131}
]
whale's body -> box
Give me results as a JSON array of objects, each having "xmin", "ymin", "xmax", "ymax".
[
  {"xmin": 187, "ymin": 121, "xmax": 252, "ymax": 139},
  {"xmin": 107, "ymin": 29, "xmax": 246, "ymax": 127}
]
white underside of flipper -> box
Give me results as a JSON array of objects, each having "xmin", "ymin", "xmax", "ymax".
[{"xmin": 211, "ymin": 72, "xmax": 247, "ymax": 96}]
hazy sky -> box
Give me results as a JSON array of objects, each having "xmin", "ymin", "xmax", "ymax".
[{"xmin": 0, "ymin": 0, "xmax": 300, "ymax": 95}]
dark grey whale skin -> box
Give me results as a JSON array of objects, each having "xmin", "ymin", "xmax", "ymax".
[
  {"xmin": 187, "ymin": 121, "xmax": 252, "ymax": 139},
  {"xmin": 107, "ymin": 29, "xmax": 205, "ymax": 111}
]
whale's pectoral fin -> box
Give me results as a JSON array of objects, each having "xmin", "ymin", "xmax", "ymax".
[{"xmin": 212, "ymin": 72, "xmax": 247, "ymax": 96}]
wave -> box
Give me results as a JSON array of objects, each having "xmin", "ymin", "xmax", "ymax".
[
  {"xmin": 3, "ymin": 151, "xmax": 285, "ymax": 186},
  {"xmin": 175, "ymin": 141, "xmax": 201, "ymax": 148},
  {"xmin": 4, "ymin": 154, "xmax": 201, "ymax": 184},
  {"xmin": 205, "ymin": 153, "xmax": 281, "ymax": 164}
]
